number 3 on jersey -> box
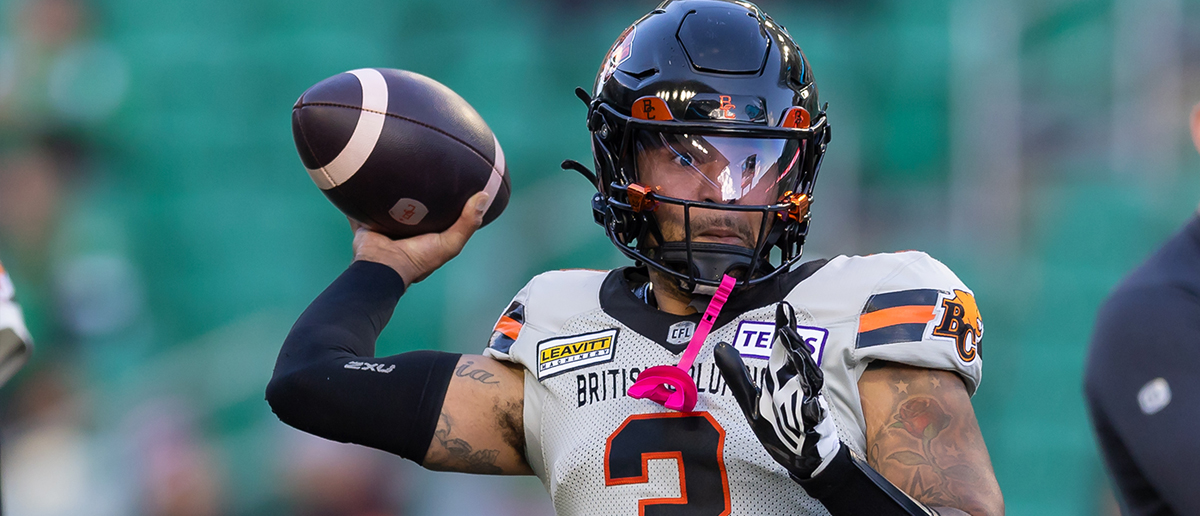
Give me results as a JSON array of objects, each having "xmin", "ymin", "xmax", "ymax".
[{"xmin": 604, "ymin": 412, "xmax": 731, "ymax": 515}]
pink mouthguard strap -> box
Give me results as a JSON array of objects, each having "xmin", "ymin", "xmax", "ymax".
[{"xmin": 626, "ymin": 274, "xmax": 738, "ymax": 412}]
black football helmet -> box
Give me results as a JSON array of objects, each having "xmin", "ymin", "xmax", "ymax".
[{"xmin": 566, "ymin": 0, "xmax": 831, "ymax": 294}]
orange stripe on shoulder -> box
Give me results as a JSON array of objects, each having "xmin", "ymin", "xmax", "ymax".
[
  {"xmin": 858, "ymin": 305, "xmax": 935, "ymax": 333},
  {"xmin": 494, "ymin": 315, "xmax": 523, "ymax": 341}
]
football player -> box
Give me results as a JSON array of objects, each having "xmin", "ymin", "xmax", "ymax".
[
  {"xmin": 267, "ymin": 1, "xmax": 1004, "ymax": 514},
  {"xmin": 0, "ymin": 260, "xmax": 33, "ymax": 387},
  {"xmin": 1084, "ymin": 102, "xmax": 1200, "ymax": 514}
]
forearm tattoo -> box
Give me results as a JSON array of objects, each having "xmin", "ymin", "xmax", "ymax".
[{"xmin": 864, "ymin": 366, "xmax": 999, "ymax": 515}]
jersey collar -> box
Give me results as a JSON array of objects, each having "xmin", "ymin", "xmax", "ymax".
[{"xmin": 599, "ymin": 260, "xmax": 829, "ymax": 354}]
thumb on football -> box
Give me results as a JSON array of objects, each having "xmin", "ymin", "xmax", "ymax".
[
  {"xmin": 438, "ymin": 191, "xmax": 490, "ymax": 251},
  {"xmin": 714, "ymin": 342, "xmax": 760, "ymax": 420}
]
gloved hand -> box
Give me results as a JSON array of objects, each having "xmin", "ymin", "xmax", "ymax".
[{"xmin": 715, "ymin": 301, "xmax": 841, "ymax": 481}]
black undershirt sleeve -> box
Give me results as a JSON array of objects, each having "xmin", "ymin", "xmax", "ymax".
[
  {"xmin": 265, "ymin": 260, "xmax": 460, "ymax": 463},
  {"xmin": 798, "ymin": 446, "xmax": 937, "ymax": 515}
]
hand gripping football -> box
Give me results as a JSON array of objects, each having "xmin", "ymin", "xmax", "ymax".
[{"xmin": 292, "ymin": 68, "xmax": 510, "ymax": 239}]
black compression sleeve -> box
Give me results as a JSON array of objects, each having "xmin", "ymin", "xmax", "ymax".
[
  {"xmin": 266, "ymin": 260, "xmax": 460, "ymax": 463},
  {"xmin": 798, "ymin": 446, "xmax": 937, "ymax": 515}
]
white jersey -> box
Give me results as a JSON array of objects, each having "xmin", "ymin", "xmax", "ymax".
[
  {"xmin": 483, "ymin": 251, "xmax": 983, "ymax": 515},
  {"xmin": 0, "ymin": 261, "xmax": 33, "ymax": 386}
]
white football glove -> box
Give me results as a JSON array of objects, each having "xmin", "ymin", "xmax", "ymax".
[{"xmin": 715, "ymin": 301, "xmax": 841, "ymax": 480}]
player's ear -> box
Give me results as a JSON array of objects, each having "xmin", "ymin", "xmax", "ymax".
[{"xmin": 1190, "ymin": 102, "xmax": 1200, "ymax": 156}]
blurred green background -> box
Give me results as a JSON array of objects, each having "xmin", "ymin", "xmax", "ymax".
[{"xmin": 1, "ymin": 0, "xmax": 1199, "ymax": 514}]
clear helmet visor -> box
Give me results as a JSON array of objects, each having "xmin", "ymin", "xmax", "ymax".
[{"xmin": 633, "ymin": 130, "xmax": 805, "ymax": 205}]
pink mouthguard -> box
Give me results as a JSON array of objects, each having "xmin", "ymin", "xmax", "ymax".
[{"xmin": 627, "ymin": 274, "xmax": 737, "ymax": 412}]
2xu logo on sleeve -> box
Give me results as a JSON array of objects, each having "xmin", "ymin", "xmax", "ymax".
[
  {"xmin": 344, "ymin": 361, "xmax": 396, "ymax": 373},
  {"xmin": 730, "ymin": 320, "xmax": 828, "ymax": 365}
]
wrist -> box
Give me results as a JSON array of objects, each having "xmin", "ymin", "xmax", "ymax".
[
  {"xmin": 807, "ymin": 438, "xmax": 842, "ymax": 479},
  {"xmin": 352, "ymin": 254, "xmax": 416, "ymax": 288},
  {"xmin": 342, "ymin": 260, "xmax": 408, "ymax": 298},
  {"xmin": 796, "ymin": 445, "xmax": 858, "ymax": 498}
]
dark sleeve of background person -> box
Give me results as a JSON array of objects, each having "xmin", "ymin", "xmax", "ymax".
[{"xmin": 1084, "ymin": 216, "xmax": 1200, "ymax": 516}]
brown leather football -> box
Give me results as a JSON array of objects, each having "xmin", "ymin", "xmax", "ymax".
[{"xmin": 292, "ymin": 68, "xmax": 510, "ymax": 239}]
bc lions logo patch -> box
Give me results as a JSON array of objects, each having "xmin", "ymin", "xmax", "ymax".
[{"xmin": 930, "ymin": 290, "xmax": 983, "ymax": 362}]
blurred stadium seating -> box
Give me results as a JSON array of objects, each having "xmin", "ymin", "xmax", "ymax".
[{"xmin": 1, "ymin": 0, "xmax": 1199, "ymax": 514}]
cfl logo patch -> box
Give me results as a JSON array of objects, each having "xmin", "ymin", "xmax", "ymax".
[
  {"xmin": 666, "ymin": 321, "xmax": 696, "ymax": 346},
  {"xmin": 731, "ymin": 320, "xmax": 828, "ymax": 365}
]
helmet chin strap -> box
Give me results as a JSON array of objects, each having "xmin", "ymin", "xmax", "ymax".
[{"xmin": 657, "ymin": 242, "xmax": 758, "ymax": 295}]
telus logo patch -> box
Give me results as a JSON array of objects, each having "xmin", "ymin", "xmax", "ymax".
[{"xmin": 730, "ymin": 320, "xmax": 828, "ymax": 365}]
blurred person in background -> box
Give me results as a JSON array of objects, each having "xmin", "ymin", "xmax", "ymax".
[
  {"xmin": 1084, "ymin": 103, "xmax": 1200, "ymax": 515},
  {"xmin": 0, "ymin": 257, "xmax": 33, "ymax": 515},
  {"xmin": 0, "ymin": 3, "xmax": 137, "ymax": 509},
  {"xmin": 0, "ymin": 0, "xmax": 127, "ymax": 351},
  {"xmin": 280, "ymin": 432, "xmax": 403, "ymax": 516},
  {"xmin": 3, "ymin": 239, "xmax": 131, "ymax": 516},
  {"xmin": 0, "ymin": 0, "xmax": 128, "ymax": 333},
  {"xmin": 0, "ymin": 134, "xmax": 150, "ymax": 514},
  {"xmin": 0, "ymin": 0, "xmax": 127, "ymax": 135},
  {"xmin": 1, "ymin": 203, "xmax": 150, "ymax": 516},
  {"xmin": 1, "ymin": 364, "xmax": 101, "ymax": 516},
  {"xmin": 268, "ymin": 1, "xmax": 1003, "ymax": 514},
  {"xmin": 128, "ymin": 398, "xmax": 228, "ymax": 516},
  {"xmin": 0, "ymin": 136, "xmax": 86, "ymax": 259}
]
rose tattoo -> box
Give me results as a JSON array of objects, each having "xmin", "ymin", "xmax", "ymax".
[
  {"xmin": 895, "ymin": 396, "xmax": 951, "ymax": 441},
  {"xmin": 884, "ymin": 396, "xmax": 963, "ymax": 504}
]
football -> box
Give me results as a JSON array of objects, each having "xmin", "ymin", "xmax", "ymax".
[{"xmin": 292, "ymin": 68, "xmax": 510, "ymax": 239}]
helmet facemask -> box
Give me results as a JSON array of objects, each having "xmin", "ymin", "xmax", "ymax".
[{"xmin": 601, "ymin": 108, "xmax": 823, "ymax": 294}]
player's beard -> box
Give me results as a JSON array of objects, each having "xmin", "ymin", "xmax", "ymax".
[{"xmin": 646, "ymin": 209, "xmax": 764, "ymax": 306}]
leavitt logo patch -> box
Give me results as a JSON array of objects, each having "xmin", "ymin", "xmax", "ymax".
[{"xmin": 537, "ymin": 329, "xmax": 618, "ymax": 379}]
